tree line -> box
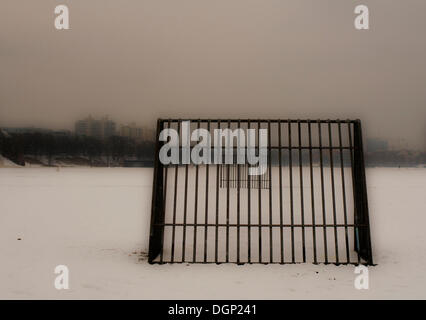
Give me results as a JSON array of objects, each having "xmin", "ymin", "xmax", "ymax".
[
  {"xmin": 0, "ymin": 131, "xmax": 424, "ymax": 167},
  {"xmin": 0, "ymin": 132, "xmax": 155, "ymax": 166}
]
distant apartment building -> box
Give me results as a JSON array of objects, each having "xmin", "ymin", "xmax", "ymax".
[
  {"xmin": 142, "ymin": 127, "xmax": 155, "ymax": 141},
  {"xmin": 367, "ymin": 138, "xmax": 389, "ymax": 152},
  {"xmin": 119, "ymin": 123, "xmax": 155, "ymax": 142},
  {"xmin": 75, "ymin": 116, "xmax": 116, "ymax": 139},
  {"xmin": 120, "ymin": 123, "xmax": 143, "ymax": 141}
]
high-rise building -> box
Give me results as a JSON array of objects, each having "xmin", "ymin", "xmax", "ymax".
[
  {"xmin": 75, "ymin": 116, "xmax": 116, "ymax": 139},
  {"xmin": 120, "ymin": 123, "xmax": 143, "ymax": 141}
]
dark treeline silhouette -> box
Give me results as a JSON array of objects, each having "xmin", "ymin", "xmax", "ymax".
[
  {"xmin": 0, "ymin": 131, "xmax": 155, "ymax": 166},
  {"xmin": 261, "ymin": 149, "xmax": 425, "ymax": 167},
  {"xmin": 365, "ymin": 150, "xmax": 426, "ymax": 167},
  {"xmin": 0, "ymin": 131, "xmax": 425, "ymax": 167}
]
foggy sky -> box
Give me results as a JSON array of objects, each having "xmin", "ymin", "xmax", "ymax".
[{"xmin": 1, "ymin": 0, "xmax": 425, "ymax": 150}]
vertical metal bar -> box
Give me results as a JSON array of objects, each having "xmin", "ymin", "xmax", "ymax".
[
  {"xmin": 258, "ymin": 120, "xmax": 262, "ymax": 263},
  {"xmin": 278, "ymin": 120, "xmax": 284, "ymax": 264},
  {"xmin": 268, "ymin": 120, "xmax": 273, "ymax": 263},
  {"xmin": 192, "ymin": 120, "xmax": 201, "ymax": 263},
  {"xmin": 338, "ymin": 121, "xmax": 350, "ymax": 263},
  {"xmin": 298, "ymin": 120, "xmax": 306, "ymax": 263},
  {"xmin": 170, "ymin": 121, "xmax": 180, "ymax": 263},
  {"xmin": 247, "ymin": 120, "xmax": 252, "ymax": 263},
  {"xmin": 181, "ymin": 123, "xmax": 190, "ymax": 263},
  {"xmin": 148, "ymin": 119, "xmax": 165, "ymax": 263},
  {"xmin": 328, "ymin": 121, "xmax": 339, "ymax": 264},
  {"xmin": 215, "ymin": 120, "xmax": 221, "ymax": 263},
  {"xmin": 288, "ymin": 120, "xmax": 295, "ymax": 263},
  {"xmin": 220, "ymin": 157, "xmax": 223, "ymax": 188},
  {"xmin": 308, "ymin": 121, "xmax": 317, "ymax": 264},
  {"xmin": 235, "ymin": 162, "xmax": 237, "ymax": 188},
  {"xmin": 318, "ymin": 121, "xmax": 328, "ymax": 264},
  {"xmin": 159, "ymin": 171, "xmax": 167, "ymax": 262},
  {"xmin": 226, "ymin": 120, "xmax": 231, "ymax": 263},
  {"xmin": 203, "ymin": 120, "xmax": 211, "ymax": 263},
  {"xmin": 347, "ymin": 121, "xmax": 360, "ymax": 264},
  {"xmin": 159, "ymin": 120, "xmax": 170, "ymax": 263},
  {"xmin": 237, "ymin": 120, "xmax": 241, "ymax": 264}
]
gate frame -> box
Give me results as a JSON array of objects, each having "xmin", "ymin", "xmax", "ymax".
[{"xmin": 148, "ymin": 119, "xmax": 373, "ymax": 265}]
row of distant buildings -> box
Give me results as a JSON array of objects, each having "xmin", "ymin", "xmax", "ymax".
[
  {"xmin": 74, "ymin": 116, "xmax": 153, "ymax": 141},
  {"xmin": 0, "ymin": 116, "xmax": 154, "ymax": 142},
  {"xmin": 0, "ymin": 119, "xmax": 418, "ymax": 151},
  {"xmin": 73, "ymin": 119, "xmax": 392, "ymax": 151}
]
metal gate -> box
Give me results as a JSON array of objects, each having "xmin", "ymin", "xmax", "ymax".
[{"xmin": 148, "ymin": 119, "xmax": 373, "ymax": 265}]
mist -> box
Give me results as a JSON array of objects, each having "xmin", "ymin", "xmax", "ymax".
[{"xmin": 1, "ymin": 0, "xmax": 425, "ymax": 150}]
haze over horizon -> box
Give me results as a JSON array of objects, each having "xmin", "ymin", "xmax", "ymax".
[{"xmin": 1, "ymin": 0, "xmax": 425, "ymax": 150}]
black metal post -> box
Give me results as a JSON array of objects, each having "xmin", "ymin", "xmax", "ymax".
[
  {"xmin": 148, "ymin": 119, "xmax": 165, "ymax": 263},
  {"xmin": 352, "ymin": 120, "xmax": 373, "ymax": 265}
]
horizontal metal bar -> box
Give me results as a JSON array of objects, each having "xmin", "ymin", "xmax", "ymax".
[
  {"xmin": 160, "ymin": 119, "xmax": 358, "ymax": 124},
  {"xmin": 156, "ymin": 223, "xmax": 368, "ymax": 227},
  {"xmin": 150, "ymin": 261, "xmax": 371, "ymax": 266},
  {"xmin": 171, "ymin": 146, "xmax": 353, "ymax": 150}
]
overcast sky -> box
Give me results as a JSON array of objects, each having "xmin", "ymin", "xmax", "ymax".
[{"xmin": 1, "ymin": 0, "xmax": 425, "ymax": 150}]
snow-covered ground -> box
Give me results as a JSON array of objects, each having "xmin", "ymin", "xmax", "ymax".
[{"xmin": 0, "ymin": 167, "xmax": 425, "ymax": 299}]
